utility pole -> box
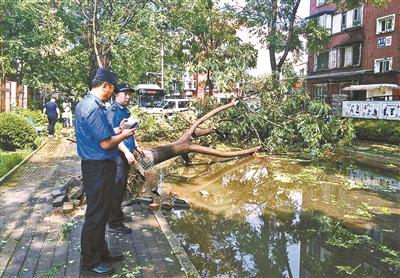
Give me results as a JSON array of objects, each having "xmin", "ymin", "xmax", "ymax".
[{"xmin": 161, "ymin": 44, "xmax": 164, "ymax": 89}]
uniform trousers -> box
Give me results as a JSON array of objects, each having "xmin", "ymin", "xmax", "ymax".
[
  {"xmin": 47, "ymin": 116, "xmax": 57, "ymax": 135},
  {"xmin": 108, "ymin": 153, "xmax": 130, "ymax": 227},
  {"xmin": 81, "ymin": 159, "xmax": 116, "ymax": 268}
]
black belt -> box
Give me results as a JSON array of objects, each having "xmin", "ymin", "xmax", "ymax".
[{"xmin": 82, "ymin": 159, "xmax": 115, "ymax": 163}]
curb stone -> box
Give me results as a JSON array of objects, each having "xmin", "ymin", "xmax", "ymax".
[
  {"xmin": 0, "ymin": 138, "xmax": 49, "ymax": 186},
  {"xmin": 153, "ymin": 210, "xmax": 200, "ymax": 277},
  {"xmin": 337, "ymin": 148, "xmax": 400, "ymax": 168}
]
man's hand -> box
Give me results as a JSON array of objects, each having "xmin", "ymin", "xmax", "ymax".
[
  {"xmin": 121, "ymin": 128, "xmax": 134, "ymax": 139},
  {"xmin": 135, "ymin": 146, "xmax": 145, "ymax": 157},
  {"xmin": 124, "ymin": 151, "xmax": 136, "ymax": 165}
]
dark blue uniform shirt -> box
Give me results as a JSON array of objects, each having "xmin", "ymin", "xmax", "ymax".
[
  {"xmin": 74, "ymin": 93, "xmax": 118, "ymax": 160},
  {"xmin": 106, "ymin": 102, "xmax": 136, "ymax": 152},
  {"xmin": 44, "ymin": 101, "xmax": 58, "ymax": 119}
]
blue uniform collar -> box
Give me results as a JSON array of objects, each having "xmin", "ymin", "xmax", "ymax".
[
  {"xmin": 88, "ymin": 93, "xmax": 107, "ymax": 109},
  {"xmin": 112, "ymin": 101, "xmax": 128, "ymax": 111}
]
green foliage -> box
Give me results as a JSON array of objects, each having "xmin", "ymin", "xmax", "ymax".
[
  {"xmin": 304, "ymin": 20, "xmax": 331, "ymax": 54},
  {"xmin": 111, "ymin": 266, "xmax": 142, "ymax": 278},
  {"xmin": 312, "ymin": 214, "xmax": 400, "ymax": 269},
  {"xmin": 0, "ymin": 0, "xmax": 85, "ymax": 91},
  {"xmin": 333, "ymin": 0, "xmax": 390, "ymax": 9},
  {"xmin": 61, "ymin": 220, "xmax": 77, "ymax": 241},
  {"xmin": 129, "ymin": 107, "xmax": 173, "ymax": 142},
  {"xmin": 0, "ymin": 113, "xmax": 38, "ymax": 151},
  {"xmin": 235, "ymin": 0, "xmax": 325, "ymax": 74},
  {"xmin": 353, "ymin": 119, "xmax": 400, "ymax": 144},
  {"xmin": 39, "ymin": 265, "xmax": 62, "ymax": 278},
  {"xmin": 163, "ymin": 0, "xmax": 257, "ymax": 90},
  {"xmin": 185, "ymin": 73, "xmax": 354, "ymax": 157},
  {"xmin": 14, "ymin": 108, "xmax": 47, "ymax": 126},
  {"xmin": 0, "ymin": 149, "xmax": 31, "ymax": 177},
  {"xmin": 111, "ymin": 251, "xmax": 143, "ymax": 277}
]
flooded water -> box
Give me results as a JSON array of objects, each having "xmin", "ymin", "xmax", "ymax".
[{"xmin": 162, "ymin": 155, "xmax": 400, "ymax": 278}]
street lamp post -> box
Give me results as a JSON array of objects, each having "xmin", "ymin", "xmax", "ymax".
[
  {"xmin": 145, "ymin": 45, "xmax": 164, "ymax": 89},
  {"xmin": 146, "ymin": 72, "xmax": 162, "ymax": 88}
]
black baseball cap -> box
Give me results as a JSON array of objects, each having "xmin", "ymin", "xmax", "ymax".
[
  {"xmin": 93, "ymin": 68, "xmax": 118, "ymax": 87},
  {"xmin": 115, "ymin": 83, "xmax": 135, "ymax": 93}
]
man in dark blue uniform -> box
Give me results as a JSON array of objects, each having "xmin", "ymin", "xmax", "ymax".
[
  {"xmin": 43, "ymin": 97, "xmax": 60, "ymax": 137},
  {"xmin": 106, "ymin": 83, "xmax": 144, "ymax": 234},
  {"xmin": 74, "ymin": 68, "xmax": 135, "ymax": 276}
]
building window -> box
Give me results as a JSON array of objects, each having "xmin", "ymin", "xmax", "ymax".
[
  {"xmin": 376, "ymin": 14, "xmax": 395, "ymax": 34},
  {"xmin": 339, "ymin": 48, "xmax": 345, "ymax": 67},
  {"xmin": 353, "ymin": 7, "xmax": 362, "ymax": 26},
  {"xmin": 317, "ymin": 0, "xmax": 325, "ymax": 7},
  {"xmin": 318, "ymin": 14, "xmax": 332, "ymax": 32},
  {"xmin": 352, "ymin": 44, "xmax": 361, "ymax": 65},
  {"xmin": 374, "ymin": 57, "xmax": 392, "ymax": 73},
  {"xmin": 341, "ymin": 7, "xmax": 363, "ymax": 30},
  {"xmin": 329, "ymin": 43, "xmax": 361, "ymax": 69},
  {"xmin": 341, "ymin": 12, "xmax": 347, "ymax": 30},
  {"xmin": 314, "ymin": 52, "xmax": 329, "ymax": 70},
  {"xmin": 315, "ymin": 84, "xmax": 328, "ymax": 101}
]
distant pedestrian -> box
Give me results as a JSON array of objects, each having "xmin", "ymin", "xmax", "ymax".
[
  {"xmin": 42, "ymin": 97, "xmax": 60, "ymax": 137},
  {"xmin": 62, "ymin": 99, "xmax": 73, "ymax": 127},
  {"xmin": 74, "ymin": 68, "xmax": 135, "ymax": 276}
]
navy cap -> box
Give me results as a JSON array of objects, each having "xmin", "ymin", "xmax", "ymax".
[
  {"xmin": 115, "ymin": 83, "xmax": 134, "ymax": 93},
  {"xmin": 94, "ymin": 68, "xmax": 118, "ymax": 87}
]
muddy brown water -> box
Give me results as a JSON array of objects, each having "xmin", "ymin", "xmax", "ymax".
[{"xmin": 161, "ymin": 154, "xmax": 400, "ymax": 278}]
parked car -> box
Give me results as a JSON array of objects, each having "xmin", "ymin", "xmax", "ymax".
[{"xmin": 143, "ymin": 98, "xmax": 190, "ymax": 115}]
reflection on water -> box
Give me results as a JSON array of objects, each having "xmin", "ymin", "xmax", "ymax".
[
  {"xmin": 349, "ymin": 168, "xmax": 400, "ymax": 192},
  {"xmin": 163, "ymin": 156, "xmax": 400, "ymax": 278}
]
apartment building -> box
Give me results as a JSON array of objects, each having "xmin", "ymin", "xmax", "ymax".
[{"xmin": 306, "ymin": 0, "xmax": 400, "ymax": 108}]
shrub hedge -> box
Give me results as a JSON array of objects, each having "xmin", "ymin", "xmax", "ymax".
[
  {"xmin": 15, "ymin": 108, "xmax": 47, "ymax": 126},
  {"xmin": 353, "ymin": 119, "xmax": 400, "ymax": 144},
  {"xmin": 0, "ymin": 112, "xmax": 38, "ymax": 151},
  {"xmin": 0, "ymin": 149, "xmax": 31, "ymax": 177}
]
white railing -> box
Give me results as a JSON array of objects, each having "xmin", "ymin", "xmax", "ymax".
[{"xmin": 342, "ymin": 101, "xmax": 400, "ymax": 120}]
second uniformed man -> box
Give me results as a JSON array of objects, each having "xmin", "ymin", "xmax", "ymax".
[
  {"xmin": 74, "ymin": 68, "xmax": 135, "ymax": 276},
  {"xmin": 106, "ymin": 83, "xmax": 145, "ymax": 234}
]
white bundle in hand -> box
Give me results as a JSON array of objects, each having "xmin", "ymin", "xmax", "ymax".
[{"xmin": 120, "ymin": 117, "xmax": 140, "ymax": 129}]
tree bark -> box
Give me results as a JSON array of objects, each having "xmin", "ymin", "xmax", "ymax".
[{"xmin": 139, "ymin": 99, "xmax": 262, "ymax": 167}]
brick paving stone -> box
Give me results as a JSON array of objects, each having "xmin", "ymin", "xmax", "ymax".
[{"xmin": 0, "ymin": 133, "xmax": 191, "ymax": 278}]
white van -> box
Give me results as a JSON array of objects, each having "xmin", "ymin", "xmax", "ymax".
[{"xmin": 143, "ymin": 98, "xmax": 190, "ymax": 115}]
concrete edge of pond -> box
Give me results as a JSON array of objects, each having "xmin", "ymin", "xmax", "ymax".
[
  {"xmin": 337, "ymin": 148, "xmax": 400, "ymax": 167},
  {"xmin": 153, "ymin": 210, "xmax": 201, "ymax": 278},
  {"xmin": 0, "ymin": 138, "xmax": 49, "ymax": 186}
]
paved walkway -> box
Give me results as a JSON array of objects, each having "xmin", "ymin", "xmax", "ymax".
[{"xmin": 0, "ymin": 133, "xmax": 188, "ymax": 277}]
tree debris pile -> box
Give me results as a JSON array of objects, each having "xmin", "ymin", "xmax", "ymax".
[{"xmin": 52, "ymin": 177, "xmax": 86, "ymax": 214}]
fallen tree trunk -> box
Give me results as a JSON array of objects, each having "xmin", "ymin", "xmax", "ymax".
[
  {"xmin": 139, "ymin": 99, "xmax": 262, "ymax": 167},
  {"xmin": 128, "ymin": 99, "xmax": 262, "ymax": 207}
]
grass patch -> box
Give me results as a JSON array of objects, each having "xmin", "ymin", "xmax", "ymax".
[
  {"xmin": 0, "ymin": 149, "xmax": 31, "ymax": 177},
  {"xmin": 60, "ymin": 220, "xmax": 77, "ymax": 241},
  {"xmin": 39, "ymin": 265, "xmax": 62, "ymax": 278}
]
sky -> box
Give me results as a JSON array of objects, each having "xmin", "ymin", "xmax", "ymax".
[{"xmin": 219, "ymin": 0, "xmax": 311, "ymax": 76}]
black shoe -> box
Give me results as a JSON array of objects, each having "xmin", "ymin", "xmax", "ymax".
[
  {"xmin": 101, "ymin": 253, "xmax": 124, "ymax": 263},
  {"xmin": 109, "ymin": 224, "xmax": 132, "ymax": 234},
  {"xmin": 123, "ymin": 214, "xmax": 132, "ymax": 222},
  {"xmin": 81, "ymin": 262, "xmax": 114, "ymax": 276}
]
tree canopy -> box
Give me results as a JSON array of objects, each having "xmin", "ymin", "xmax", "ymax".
[{"xmin": 0, "ymin": 0, "xmax": 392, "ymax": 98}]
